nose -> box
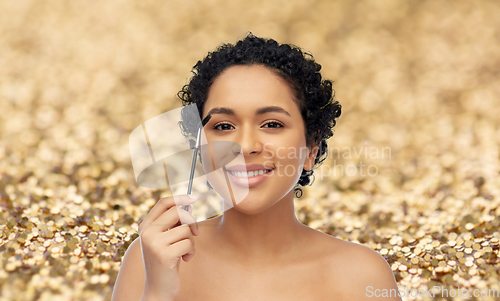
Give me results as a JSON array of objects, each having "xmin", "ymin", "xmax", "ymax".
[{"xmin": 232, "ymin": 124, "xmax": 262, "ymax": 156}]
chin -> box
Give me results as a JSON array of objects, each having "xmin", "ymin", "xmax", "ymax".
[
  {"xmin": 237, "ymin": 197, "xmax": 273, "ymax": 214},
  {"xmin": 231, "ymin": 205, "xmax": 271, "ymax": 216},
  {"xmin": 226, "ymin": 191, "xmax": 283, "ymax": 215}
]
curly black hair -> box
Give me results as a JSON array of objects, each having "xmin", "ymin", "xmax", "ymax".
[{"xmin": 178, "ymin": 33, "xmax": 341, "ymax": 198}]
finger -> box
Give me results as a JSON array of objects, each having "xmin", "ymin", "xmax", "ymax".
[
  {"xmin": 139, "ymin": 195, "xmax": 197, "ymax": 234},
  {"xmin": 170, "ymin": 205, "xmax": 199, "ymax": 235},
  {"xmin": 148, "ymin": 204, "xmax": 197, "ymax": 234},
  {"xmin": 186, "ymin": 205, "xmax": 199, "ymax": 235},
  {"xmin": 176, "ymin": 206, "xmax": 199, "ymax": 236},
  {"xmin": 164, "ymin": 224, "xmax": 195, "ymax": 247},
  {"xmin": 183, "ymin": 253, "xmax": 194, "ymax": 262},
  {"xmin": 168, "ymin": 239, "xmax": 195, "ymax": 263}
]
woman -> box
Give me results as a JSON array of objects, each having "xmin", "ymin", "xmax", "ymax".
[{"xmin": 112, "ymin": 33, "xmax": 401, "ymax": 301}]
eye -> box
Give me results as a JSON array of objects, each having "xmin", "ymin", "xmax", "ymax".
[
  {"xmin": 262, "ymin": 121, "xmax": 284, "ymax": 128},
  {"xmin": 213, "ymin": 122, "xmax": 235, "ymax": 131}
]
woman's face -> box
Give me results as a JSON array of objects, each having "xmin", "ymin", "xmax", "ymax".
[{"xmin": 201, "ymin": 64, "xmax": 318, "ymax": 215}]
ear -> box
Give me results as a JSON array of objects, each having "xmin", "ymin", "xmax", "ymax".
[{"xmin": 304, "ymin": 141, "xmax": 320, "ymax": 171}]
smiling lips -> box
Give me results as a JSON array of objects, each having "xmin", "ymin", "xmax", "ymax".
[
  {"xmin": 225, "ymin": 164, "xmax": 274, "ymax": 188},
  {"xmin": 227, "ymin": 169, "xmax": 272, "ymax": 177}
]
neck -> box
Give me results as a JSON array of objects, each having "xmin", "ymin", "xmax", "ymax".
[{"xmin": 211, "ymin": 189, "xmax": 308, "ymax": 266}]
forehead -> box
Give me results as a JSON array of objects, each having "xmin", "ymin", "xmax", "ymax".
[{"xmin": 202, "ymin": 64, "xmax": 300, "ymax": 116}]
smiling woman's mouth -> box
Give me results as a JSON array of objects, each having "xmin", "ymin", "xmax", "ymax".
[
  {"xmin": 226, "ymin": 168, "xmax": 274, "ymax": 188},
  {"xmin": 227, "ymin": 169, "xmax": 273, "ymax": 178}
]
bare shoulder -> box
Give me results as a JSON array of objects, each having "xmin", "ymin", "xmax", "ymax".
[
  {"xmin": 309, "ymin": 230, "xmax": 401, "ymax": 300},
  {"xmin": 111, "ymin": 238, "xmax": 145, "ymax": 301}
]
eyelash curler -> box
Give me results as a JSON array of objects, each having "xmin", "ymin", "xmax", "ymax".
[{"xmin": 184, "ymin": 114, "xmax": 212, "ymax": 211}]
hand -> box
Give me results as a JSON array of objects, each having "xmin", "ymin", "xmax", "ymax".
[{"xmin": 138, "ymin": 195, "xmax": 199, "ymax": 301}]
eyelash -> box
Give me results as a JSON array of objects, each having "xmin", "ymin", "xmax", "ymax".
[{"xmin": 212, "ymin": 120, "xmax": 284, "ymax": 131}]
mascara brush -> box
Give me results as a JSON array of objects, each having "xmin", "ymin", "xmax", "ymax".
[{"xmin": 184, "ymin": 114, "xmax": 212, "ymax": 211}]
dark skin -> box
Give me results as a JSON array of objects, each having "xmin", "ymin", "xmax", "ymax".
[{"xmin": 112, "ymin": 64, "xmax": 401, "ymax": 301}]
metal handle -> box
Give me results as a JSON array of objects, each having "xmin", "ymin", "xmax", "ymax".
[{"xmin": 185, "ymin": 128, "xmax": 201, "ymax": 211}]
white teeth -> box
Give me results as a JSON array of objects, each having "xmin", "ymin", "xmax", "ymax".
[{"xmin": 229, "ymin": 169, "xmax": 271, "ymax": 178}]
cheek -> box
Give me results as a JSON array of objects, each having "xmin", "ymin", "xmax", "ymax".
[{"xmin": 265, "ymin": 140, "xmax": 309, "ymax": 174}]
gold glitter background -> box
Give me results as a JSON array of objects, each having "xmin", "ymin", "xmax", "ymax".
[{"xmin": 1, "ymin": 0, "xmax": 499, "ymax": 300}]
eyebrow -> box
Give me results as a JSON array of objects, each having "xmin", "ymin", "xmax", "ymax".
[{"xmin": 205, "ymin": 106, "xmax": 291, "ymax": 118}]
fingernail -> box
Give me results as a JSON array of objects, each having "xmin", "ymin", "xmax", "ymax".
[{"xmin": 188, "ymin": 194, "xmax": 198, "ymax": 200}]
